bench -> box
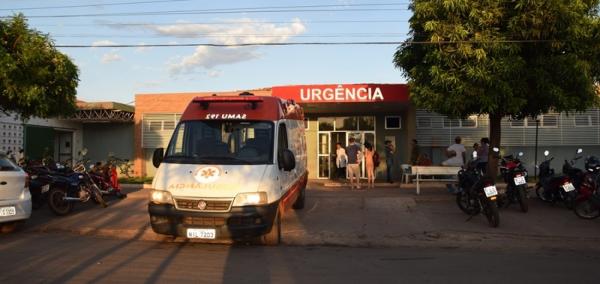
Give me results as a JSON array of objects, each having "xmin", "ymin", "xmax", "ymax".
[{"xmin": 412, "ymin": 166, "xmax": 461, "ymax": 195}]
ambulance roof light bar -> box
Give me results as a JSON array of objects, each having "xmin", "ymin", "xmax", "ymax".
[{"xmin": 193, "ymin": 95, "xmax": 263, "ymax": 110}]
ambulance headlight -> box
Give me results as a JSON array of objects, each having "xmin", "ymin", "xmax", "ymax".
[
  {"xmin": 232, "ymin": 192, "xmax": 268, "ymax": 207},
  {"xmin": 150, "ymin": 190, "xmax": 173, "ymax": 205}
]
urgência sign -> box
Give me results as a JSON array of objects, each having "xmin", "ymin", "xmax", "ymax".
[{"xmin": 299, "ymin": 85, "xmax": 384, "ymax": 102}]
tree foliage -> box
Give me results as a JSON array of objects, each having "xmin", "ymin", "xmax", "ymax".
[
  {"xmin": 394, "ymin": 0, "xmax": 600, "ymax": 175},
  {"xmin": 0, "ymin": 14, "xmax": 79, "ymax": 119}
]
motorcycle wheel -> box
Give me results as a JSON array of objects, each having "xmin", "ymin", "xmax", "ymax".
[
  {"xmin": 48, "ymin": 187, "xmax": 73, "ymax": 216},
  {"xmin": 564, "ymin": 192, "xmax": 576, "ymax": 210},
  {"xmin": 517, "ymin": 186, "xmax": 529, "ymax": 213},
  {"xmin": 484, "ymin": 200, "xmax": 500, "ymax": 228},
  {"xmin": 573, "ymin": 200, "xmax": 600, "ymax": 219},
  {"xmin": 92, "ymin": 185, "xmax": 108, "ymax": 208},
  {"xmin": 535, "ymin": 185, "xmax": 551, "ymax": 203},
  {"xmin": 456, "ymin": 191, "xmax": 478, "ymax": 215}
]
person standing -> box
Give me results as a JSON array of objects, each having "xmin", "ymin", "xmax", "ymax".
[
  {"xmin": 364, "ymin": 142, "xmax": 375, "ymax": 189},
  {"xmin": 345, "ymin": 137, "xmax": 362, "ymax": 189},
  {"xmin": 477, "ymin": 137, "xmax": 490, "ymax": 174},
  {"xmin": 442, "ymin": 136, "xmax": 466, "ymax": 167},
  {"xmin": 335, "ymin": 142, "xmax": 347, "ymax": 180},
  {"xmin": 384, "ymin": 140, "xmax": 395, "ymax": 183}
]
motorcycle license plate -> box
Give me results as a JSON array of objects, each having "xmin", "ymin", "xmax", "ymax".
[
  {"xmin": 562, "ymin": 182, "xmax": 575, "ymax": 192},
  {"xmin": 187, "ymin": 228, "xmax": 216, "ymax": 239},
  {"xmin": 484, "ymin": 186, "xmax": 498, "ymax": 197},
  {"xmin": 0, "ymin": 206, "xmax": 16, "ymax": 217},
  {"xmin": 41, "ymin": 184, "xmax": 50, "ymax": 193},
  {"xmin": 513, "ymin": 176, "xmax": 526, "ymax": 186}
]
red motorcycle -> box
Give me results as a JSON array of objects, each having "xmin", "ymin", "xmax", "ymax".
[
  {"xmin": 498, "ymin": 152, "xmax": 529, "ymax": 212},
  {"xmin": 573, "ymin": 156, "xmax": 600, "ymax": 219},
  {"xmin": 535, "ymin": 150, "xmax": 577, "ymax": 209}
]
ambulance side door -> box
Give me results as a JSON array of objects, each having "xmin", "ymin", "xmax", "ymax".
[{"xmin": 277, "ymin": 121, "xmax": 293, "ymax": 196}]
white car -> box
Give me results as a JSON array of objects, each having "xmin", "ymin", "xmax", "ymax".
[{"xmin": 0, "ymin": 155, "xmax": 31, "ymax": 231}]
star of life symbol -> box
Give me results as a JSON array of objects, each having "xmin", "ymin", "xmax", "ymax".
[{"xmin": 193, "ymin": 166, "xmax": 221, "ymax": 184}]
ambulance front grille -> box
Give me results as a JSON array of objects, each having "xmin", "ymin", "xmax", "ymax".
[
  {"xmin": 182, "ymin": 216, "xmax": 226, "ymax": 226},
  {"xmin": 175, "ymin": 198, "xmax": 232, "ymax": 212}
]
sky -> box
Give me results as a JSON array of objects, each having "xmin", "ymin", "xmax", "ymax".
[{"xmin": 1, "ymin": 0, "xmax": 412, "ymax": 105}]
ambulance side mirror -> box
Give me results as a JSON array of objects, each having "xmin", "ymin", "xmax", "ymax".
[
  {"xmin": 279, "ymin": 149, "xmax": 296, "ymax": 171},
  {"xmin": 152, "ymin": 148, "xmax": 164, "ymax": 168}
]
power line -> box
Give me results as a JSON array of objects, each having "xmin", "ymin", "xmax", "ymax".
[
  {"xmin": 52, "ymin": 33, "xmax": 408, "ymax": 38},
  {"xmin": 34, "ymin": 19, "xmax": 410, "ymax": 27},
  {"xmin": 0, "ymin": 0, "xmax": 192, "ymax": 11},
  {"xmin": 1, "ymin": 4, "xmax": 409, "ymax": 19},
  {"xmin": 57, "ymin": 39, "xmax": 560, "ymax": 48}
]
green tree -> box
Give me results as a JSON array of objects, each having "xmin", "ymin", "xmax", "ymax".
[
  {"xmin": 394, "ymin": 0, "xmax": 600, "ymax": 176},
  {"xmin": 1, "ymin": 14, "xmax": 78, "ymax": 119}
]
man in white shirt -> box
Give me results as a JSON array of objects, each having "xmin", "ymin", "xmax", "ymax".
[{"xmin": 442, "ymin": 136, "xmax": 466, "ymax": 166}]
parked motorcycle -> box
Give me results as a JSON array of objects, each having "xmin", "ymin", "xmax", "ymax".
[
  {"xmin": 498, "ymin": 152, "xmax": 529, "ymax": 212},
  {"xmin": 24, "ymin": 165, "xmax": 53, "ymax": 210},
  {"xmin": 47, "ymin": 161, "xmax": 107, "ymax": 216},
  {"xmin": 456, "ymin": 148, "xmax": 500, "ymax": 227},
  {"xmin": 573, "ymin": 156, "xmax": 600, "ymax": 219},
  {"xmin": 535, "ymin": 150, "xmax": 579, "ymax": 209}
]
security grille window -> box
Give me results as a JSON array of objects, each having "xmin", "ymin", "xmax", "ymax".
[
  {"xmin": 148, "ymin": 121, "xmax": 162, "ymax": 131},
  {"xmin": 443, "ymin": 116, "xmax": 477, "ymax": 128},
  {"xmin": 417, "ymin": 117, "xmax": 432, "ymax": 129},
  {"xmin": 573, "ymin": 114, "xmax": 598, "ymax": 127},
  {"xmin": 541, "ymin": 114, "xmax": 559, "ymax": 128},
  {"xmin": 163, "ymin": 121, "xmax": 175, "ymax": 130},
  {"xmin": 443, "ymin": 119, "xmax": 460, "ymax": 128},
  {"xmin": 385, "ymin": 116, "xmax": 401, "ymax": 129}
]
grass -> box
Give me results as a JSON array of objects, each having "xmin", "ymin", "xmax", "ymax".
[{"xmin": 118, "ymin": 176, "xmax": 154, "ymax": 184}]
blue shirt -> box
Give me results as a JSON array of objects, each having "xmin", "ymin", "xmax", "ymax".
[{"xmin": 346, "ymin": 143, "xmax": 361, "ymax": 164}]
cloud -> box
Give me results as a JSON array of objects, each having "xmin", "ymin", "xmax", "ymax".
[
  {"xmin": 101, "ymin": 51, "xmax": 122, "ymax": 63},
  {"xmin": 154, "ymin": 18, "xmax": 305, "ymax": 75},
  {"xmin": 206, "ymin": 70, "xmax": 224, "ymax": 78},
  {"xmin": 168, "ymin": 46, "xmax": 259, "ymax": 75},
  {"xmin": 91, "ymin": 40, "xmax": 117, "ymax": 47}
]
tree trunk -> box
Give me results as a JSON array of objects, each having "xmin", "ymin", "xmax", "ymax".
[{"xmin": 488, "ymin": 114, "xmax": 502, "ymax": 179}]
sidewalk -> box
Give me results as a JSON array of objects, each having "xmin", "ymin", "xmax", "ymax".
[{"xmin": 13, "ymin": 180, "xmax": 600, "ymax": 250}]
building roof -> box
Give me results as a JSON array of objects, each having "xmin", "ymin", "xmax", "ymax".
[{"xmin": 70, "ymin": 101, "xmax": 135, "ymax": 123}]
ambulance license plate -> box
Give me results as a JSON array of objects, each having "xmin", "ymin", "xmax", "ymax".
[
  {"xmin": 562, "ymin": 183, "xmax": 575, "ymax": 192},
  {"xmin": 513, "ymin": 176, "xmax": 526, "ymax": 186},
  {"xmin": 0, "ymin": 206, "xmax": 16, "ymax": 217},
  {"xmin": 483, "ymin": 186, "xmax": 498, "ymax": 197},
  {"xmin": 187, "ymin": 228, "xmax": 216, "ymax": 239}
]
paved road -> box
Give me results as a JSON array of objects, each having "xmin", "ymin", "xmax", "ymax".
[
  {"xmin": 16, "ymin": 182, "xmax": 600, "ymax": 250},
  {"xmin": 0, "ymin": 232, "xmax": 599, "ymax": 284}
]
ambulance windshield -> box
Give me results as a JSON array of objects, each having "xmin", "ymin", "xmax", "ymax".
[{"xmin": 163, "ymin": 120, "xmax": 274, "ymax": 165}]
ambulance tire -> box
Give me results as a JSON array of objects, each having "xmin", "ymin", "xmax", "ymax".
[
  {"xmin": 262, "ymin": 207, "xmax": 281, "ymax": 246},
  {"xmin": 292, "ymin": 187, "xmax": 305, "ymax": 210}
]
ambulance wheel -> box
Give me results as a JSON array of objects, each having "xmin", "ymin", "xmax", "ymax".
[
  {"xmin": 262, "ymin": 207, "xmax": 281, "ymax": 246},
  {"xmin": 292, "ymin": 187, "xmax": 305, "ymax": 210}
]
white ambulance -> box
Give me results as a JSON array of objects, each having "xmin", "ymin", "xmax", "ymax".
[{"xmin": 148, "ymin": 92, "xmax": 308, "ymax": 245}]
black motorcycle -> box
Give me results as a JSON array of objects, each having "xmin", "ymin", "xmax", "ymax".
[
  {"xmin": 536, "ymin": 150, "xmax": 580, "ymax": 209},
  {"xmin": 456, "ymin": 149, "xmax": 500, "ymax": 227},
  {"xmin": 47, "ymin": 162, "xmax": 107, "ymax": 216},
  {"xmin": 498, "ymin": 152, "xmax": 529, "ymax": 212},
  {"xmin": 25, "ymin": 166, "xmax": 54, "ymax": 210}
]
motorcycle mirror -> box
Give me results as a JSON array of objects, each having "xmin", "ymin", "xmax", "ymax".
[
  {"xmin": 544, "ymin": 150, "xmax": 549, "ymax": 157},
  {"xmin": 577, "ymin": 148, "xmax": 583, "ymax": 154},
  {"xmin": 492, "ymin": 147, "xmax": 499, "ymax": 152},
  {"xmin": 518, "ymin": 152, "xmax": 524, "ymax": 157}
]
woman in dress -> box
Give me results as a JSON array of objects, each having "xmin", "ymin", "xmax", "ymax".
[{"xmin": 364, "ymin": 142, "xmax": 375, "ymax": 189}]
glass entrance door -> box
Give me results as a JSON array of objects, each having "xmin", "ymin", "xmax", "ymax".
[
  {"xmin": 330, "ymin": 132, "xmax": 347, "ymax": 180},
  {"xmin": 317, "ymin": 132, "xmax": 330, "ymax": 178}
]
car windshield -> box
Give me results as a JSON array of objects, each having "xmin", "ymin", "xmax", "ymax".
[{"xmin": 164, "ymin": 120, "xmax": 274, "ymax": 165}]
